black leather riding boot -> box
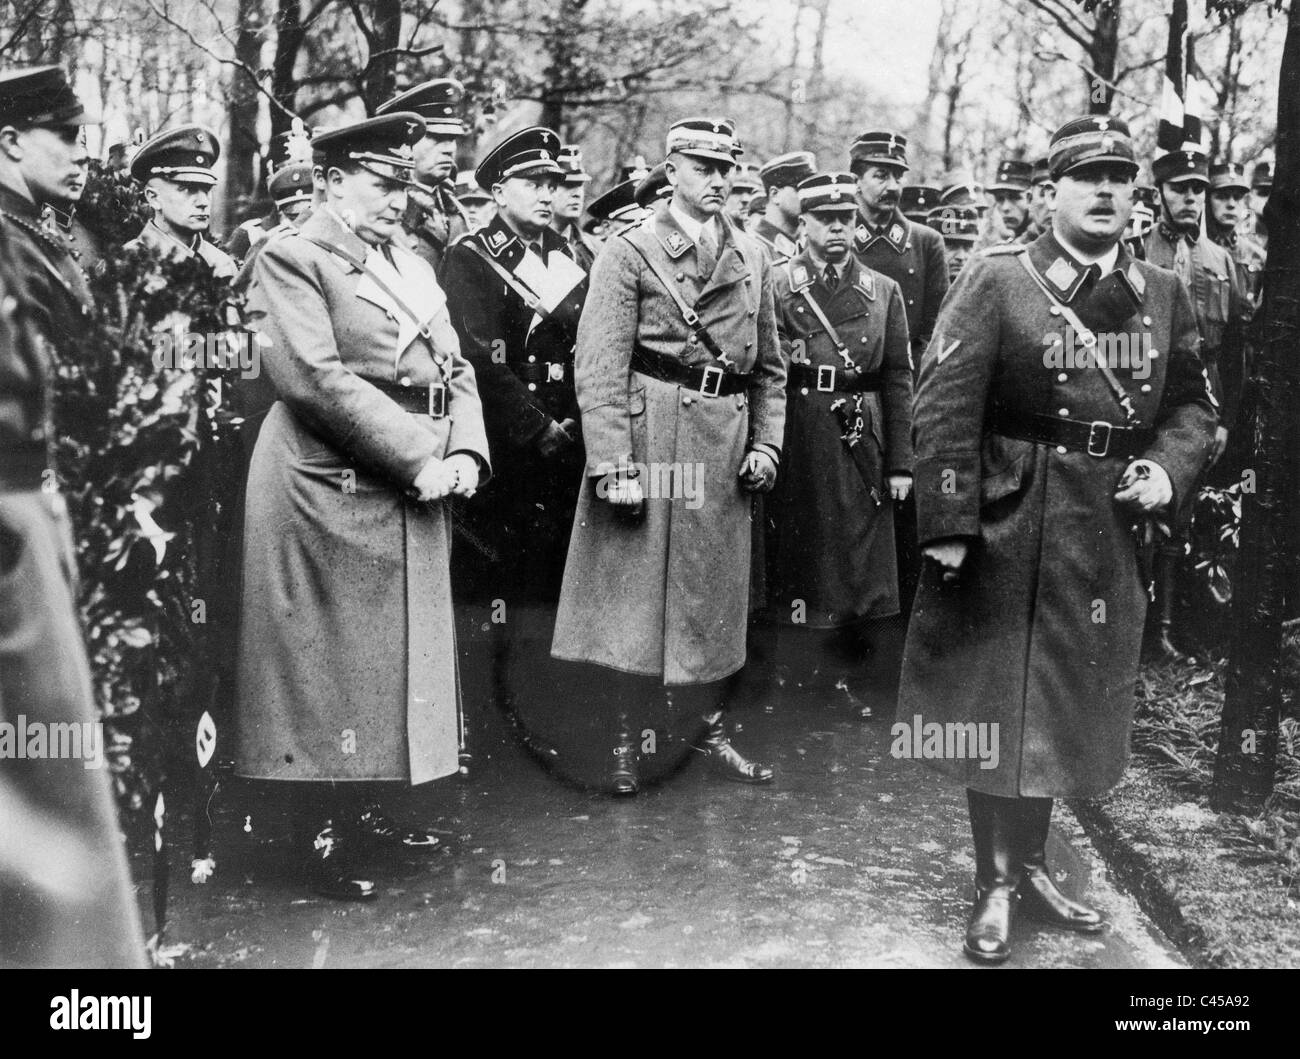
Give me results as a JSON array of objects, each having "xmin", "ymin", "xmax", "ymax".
[
  {"xmin": 681, "ymin": 682, "xmax": 774, "ymax": 784},
  {"xmin": 293, "ymin": 785, "xmax": 376, "ymax": 902},
  {"xmin": 609, "ymin": 712, "xmax": 640, "ymax": 796},
  {"xmin": 1015, "ymin": 798, "xmax": 1105, "ymax": 933},
  {"xmin": 964, "ymin": 789, "xmax": 1021, "ymax": 964},
  {"xmin": 1149, "ymin": 544, "xmax": 1186, "ymax": 662}
]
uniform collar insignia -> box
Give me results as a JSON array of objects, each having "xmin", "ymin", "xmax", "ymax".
[
  {"xmin": 774, "ymin": 231, "xmax": 797, "ymax": 256},
  {"xmin": 660, "ymin": 227, "xmax": 690, "ymax": 258},
  {"xmin": 484, "ymin": 226, "xmax": 511, "ymax": 257},
  {"xmin": 856, "ymin": 271, "xmax": 876, "ymax": 300},
  {"xmin": 854, "ymin": 223, "xmax": 869, "ymax": 246},
  {"xmin": 888, "ymin": 223, "xmax": 905, "ymax": 245},
  {"xmin": 1045, "ymin": 255, "xmax": 1079, "ymax": 292}
]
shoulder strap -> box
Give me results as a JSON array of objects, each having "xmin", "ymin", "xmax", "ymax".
[
  {"xmin": 797, "ymin": 286, "xmax": 849, "ymax": 353},
  {"xmin": 303, "ymin": 234, "xmax": 434, "ymax": 341},
  {"xmin": 461, "ymin": 239, "xmax": 550, "ymax": 320},
  {"xmin": 621, "ymin": 234, "xmax": 732, "ymax": 366},
  {"xmin": 1014, "ymin": 249, "xmax": 1140, "ymax": 426}
]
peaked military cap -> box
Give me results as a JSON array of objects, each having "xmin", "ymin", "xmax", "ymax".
[
  {"xmin": 131, "ymin": 124, "xmax": 221, "ymax": 186},
  {"xmin": 989, "ymin": 158, "xmax": 1033, "ymax": 193},
  {"xmin": 269, "ymin": 162, "xmax": 313, "ymax": 206},
  {"xmin": 665, "ymin": 117, "xmax": 738, "ymax": 164},
  {"xmin": 928, "ymin": 205, "xmax": 980, "ymax": 243},
  {"xmin": 588, "ymin": 178, "xmax": 646, "ymax": 223},
  {"xmin": 759, "ymin": 151, "xmax": 817, "ymax": 189},
  {"xmin": 1208, "ymin": 161, "xmax": 1249, "ymax": 193},
  {"xmin": 0, "ymin": 65, "xmax": 99, "ymax": 127},
  {"xmin": 476, "ymin": 126, "xmax": 563, "ymax": 189},
  {"xmin": 1132, "ymin": 184, "xmax": 1159, "ymax": 210},
  {"xmin": 558, "ymin": 144, "xmax": 592, "ymax": 185},
  {"xmin": 900, "ymin": 184, "xmax": 940, "ymax": 220},
  {"xmin": 314, "ymin": 112, "xmax": 424, "ymax": 182},
  {"xmin": 455, "ymin": 173, "xmax": 492, "ymax": 204},
  {"xmin": 377, "ymin": 78, "xmax": 467, "ymax": 137},
  {"xmin": 939, "ymin": 182, "xmax": 981, "ymax": 208},
  {"xmin": 730, "ymin": 163, "xmax": 762, "ymax": 193},
  {"xmin": 1251, "ymin": 160, "xmax": 1272, "ymax": 191},
  {"xmin": 634, "ymin": 162, "xmax": 671, "ymax": 207},
  {"xmin": 1048, "ymin": 115, "xmax": 1138, "ymax": 180},
  {"xmin": 849, "ymin": 130, "xmax": 909, "ymax": 171},
  {"xmin": 620, "ymin": 155, "xmax": 651, "ymax": 182},
  {"xmin": 1030, "ymin": 156, "xmax": 1052, "ymax": 186},
  {"xmin": 747, "ymin": 192, "xmax": 768, "ymax": 216},
  {"xmin": 796, "ymin": 172, "xmax": 858, "ymax": 213},
  {"xmin": 1152, "ymin": 144, "xmax": 1209, "ymax": 185}
]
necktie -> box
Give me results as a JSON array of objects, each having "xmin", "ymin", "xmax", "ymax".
[
  {"xmin": 1172, "ymin": 236, "xmax": 1192, "ymax": 289},
  {"xmin": 824, "ymin": 264, "xmax": 839, "ymax": 287},
  {"xmin": 696, "ymin": 223, "xmax": 718, "ymax": 279}
]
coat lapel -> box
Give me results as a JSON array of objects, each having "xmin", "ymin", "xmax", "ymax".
[{"xmin": 698, "ymin": 214, "xmax": 751, "ymax": 302}]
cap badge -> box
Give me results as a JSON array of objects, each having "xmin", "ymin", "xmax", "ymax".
[
  {"xmin": 1100, "ymin": 135, "xmax": 1114, "ymax": 153},
  {"xmin": 1097, "ymin": 118, "xmax": 1110, "ymax": 131},
  {"xmin": 830, "ymin": 188, "xmax": 842, "ymax": 202}
]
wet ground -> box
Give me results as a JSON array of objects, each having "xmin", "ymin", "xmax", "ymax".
[{"xmin": 147, "ymin": 616, "xmax": 1186, "ymax": 969}]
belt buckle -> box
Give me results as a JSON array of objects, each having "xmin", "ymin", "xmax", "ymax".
[
  {"xmin": 427, "ymin": 383, "xmax": 448, "ymax": 419},
  {"xmin": 700, "ymin": 364, "xmax": 724, "ymax": 398},
  {"xmin": 816, "ymin": 365, "xmax": 836, "ymax": 392},
  {"xmin": 1086, "ymin": 420, "xmax": 1112, "ymax": 457}
]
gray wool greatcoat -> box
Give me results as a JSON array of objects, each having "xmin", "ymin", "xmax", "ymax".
[
  {"xmin": 551, "ymin": 201, "xmax": 786, "ymax": 685},
  {"xmin": 235, "ymin": 207, "xmax": 490, "ymax": 785},
  {"xmin": 898, "ymin": 232, "xmax": 1216, "ymax": 798}
]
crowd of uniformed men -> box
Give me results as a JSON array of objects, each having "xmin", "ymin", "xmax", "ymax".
[{"xmin": 0, "ymin": 59, "xmax": 1259, "ymax": 965}]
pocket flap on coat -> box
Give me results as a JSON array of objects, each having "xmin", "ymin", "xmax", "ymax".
[{"xmin": 979, "ymin": 432, "xmax": 1031, "ymax": 506}]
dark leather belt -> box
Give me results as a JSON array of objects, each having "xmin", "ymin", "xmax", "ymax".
[
  {"xmin": 790, "ymin": 364, "xmax": 882, "ymax": 393},
  {"xmin": 373, "ymin": 377, "xmax": 449, "ymax": 418},
  {"xmin": 514, "ymin": 360, "xmax": 570, "ymax": 386},
  {"xmin": 631, "ymin": 350, "xmax": 752, "ymax": 397},
  {"xmin": 0, "ymin": 443, "xmax": 49, "ymax": 492},
  {"xmin": 989, "ymin": 409, "xmax": 1153, "ymax": 458}
]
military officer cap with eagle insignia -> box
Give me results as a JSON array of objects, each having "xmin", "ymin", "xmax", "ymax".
[
  {"xmin": 796, "ymin": 172, "xmax": 858, "ymax": 214},
  {"xmin": 558, "ymin": 144, "xmax": 592, "ymax": 186},
  {"xmin": 312, "ymin": 112, "xmax": 425, "ymax": 184},
  {"xmin": 665, "ymin": 117, "xmax": 739, "ymax": 165},
  {"xmin": 376, "ymin": 78, "xmax": 467, "ymax": 138},
  {"xmin": 927, "ymin": 204, "xmax": 980, "ymax": 243},
  {"xmin": 988, "ymin": 159, "xmax": 1033, "ymax": 193},
  {"xmin": 130, "ymin": 124, "xmax": 221, "ymax": 186},
  {"xmin": 1047, "ymin": 114, "xmax": 1139, "ymax": 181},
  {"xmin": 634, "ymin": 162, "xmax": 672, "ymax": 208},
  {"xmin": 268, "ymin": 162, "xmax": 313, "ymax": 208},
  {"xmin": 475, "ymin": 126, "xmax": 563, "ymax": 190},
  {"xmin": 1152, "ymin": 142, "xmax": 1209, "ymax": 186},
  {"xmin": 1208, "ymin": 161, "xmax": 1250, "ymax": 194}
]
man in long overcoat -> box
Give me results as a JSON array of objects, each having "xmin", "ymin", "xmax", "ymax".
[
  {"xmin": 766, "ymin": 173, "xmax": 913, "ymax": 718},
  {"xmin": 551, "ymin": 117, "xmax": 786, "ymax": 793},
  {"xmin": 899, "ymin": 116, "xmax": 1215, "ymax": 964},
  {"xmin": 0, "ymin": 65, "xmax": 145, "ymax": 966},
  {"xmin": 236, "ymin": 114, "xmax": 490, "ymax": 900}
]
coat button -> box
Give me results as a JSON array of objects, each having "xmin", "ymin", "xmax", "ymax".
[
  {"xmin": 800, "ymin": 387, "xmax": 809, "ymax": 396},
  {"xmin": 400, "ymin": 376, "xmax": 412, "ymax": 387},
  {"xmin": 1056, "ymin": 445, "xmax": 1067, "ymax": 454},
  {"xmin": 1058, "ymin": 408, "xmax": 1069, "ymax": 416},
  {"xmin": 689, "ymin": 334, "xmax": 698, "ymax": 344},
  {"xmin": 1057, "ymin": 373, "xmax": 1068, "ymax": 382},
  {"xmin": 907, "ymin": 298, "xmax": 914, "ymax": 305},
  {"xmin": 528, "ymin": 383, "xmax": 537, "ymax": 392},
  {"xmin": 676, "ymin": 272, "xmax": 686, "ymax": 282},
  {"xmin": 1143, "ymin": 316, "xmax": 1153, "ymax": 326},
  {"xmin": 745, "ymin": 340, "xmax": 753, "ymax": 349},
  {"xmin": 528, "ymin": 355, "xmax": 537, "ymax": 363},
  {"xmin": 1149, "ymin": 349, "xmax": 1159, "ymax": 358},
  {"xmin": 1049, "ymin": 305, "xmax": 1062, "ymax": 316},
  {"xmin": 860, "ymin": 337, "xmax": 868, "ymax": 344},
  {"xmin": 796, "ymin": 306, "xmax": 805, "ymax": 313},
  {"xmin": 682, "ymin": 394, "xmax": 693, "ymax": 406},
  {"xmin": 1141, "ymin": 384, "xmax": 1152, "ymax": 393},
  {"xmin": 908, "ymin": 267, "xmax": 915, "ymax": 275}
]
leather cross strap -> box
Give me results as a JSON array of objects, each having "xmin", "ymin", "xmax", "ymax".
[
  {"xmin": 622, "ymin": 236, "xmax": 733, "ymax": 367},
  {"xmin": 303, "ymin": 234, "xmax": 436, "ymax": 342},
  {"xmin": 1014, "ymin": 249, "xmax": 1140, "ymax": 426},
  {"xmin": 462, "ymin": 239, "xmax": 551, "ymax": 320},
  {"xmin": 795, "ymin": 286, "xmax": 854, "ymax": 363}
]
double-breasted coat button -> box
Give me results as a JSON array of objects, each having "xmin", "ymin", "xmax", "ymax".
[
  {"xmin": 528, "ymin": 355, "xmax": 536, "ymax": 362},
  {"xmin": 1057, "ymin": 373, "xmax": 1068, "ymax": 382},
  {"xmin": 907, "ymin": 298, "xmax": 915, "ymax": 305},
  {"xmin": 400, "ymin": 376, "xmax": 412, "ymax": 387},
  {"xmin": 689, "ymin": 334, "xmax": 698, "ymax": 344},
  {"xmin": 1142, "ymin": 316, "xmax": 1153, "ymax": 326},
  {"xmin": 1049, "ymin": 305, "xmax": 1062, "ymax": 316},
  {"xmin": 528, "ymin": 383, "xmax": 537, "ymax": 392},
  {"xmin": 1056, "ymin": 446, "xmax": 1067, "ymax": 454},
  {"xmin": 1058, "ymin": 407, "xmax": 1069, "ymax": 416},
  {"xmin": 800, "ymin": 387, "xmax": 809, "ymax": 396},
  {"xmin": 908, "ymin": 267, "xmax": 915, "ymax": 275},
  {"xmin": 1141, "ymin": 384, "xmax": 1152, "ymax": 393},
  {"xmin": 1149, "ymin": 349, "xmax": 1159, "ymax": 358},
  {"xmin": 860, "ymin": 337, "xmax": 869, "ymax": 344},
  {"xmin": 682, "ymin": 394, "xmax": 693, "ymax": 406},
  {"xmin": 676, "ymin": 272, "xmax": 686, "ymax": 282}
]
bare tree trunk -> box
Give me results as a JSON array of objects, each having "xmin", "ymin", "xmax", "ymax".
[
  {"xmin": 226, "ymin": 0, "xmax": 265, "ymax": 218},
  {"xmin": 1087, "ymin": 0, "xmax": 1120, "ymax": 113},
  {"xmin": 1211, "ymin": 0, "xmax": 1298, "ymax": 814},
  {"xmin": 781, "ymin": 0, "xmax": 809, "ymax": 153},
  {"xmin": 360, "ymin": 0, "xmax": 402, "ymax": 114},
  {"xmin": 271, "ymin": 0, "xmax": 305, "ymax": 140},
  {"xmin": 1214, "ymin": 13, "xmax": 1245, "ymax": 159},
  {"xmin": 539, "ymin": 0, "xmax": 588, "ymax": 135},
  {"xmin": 801, "ymin": 0, "xmax": 832, "ymax": 147}
]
